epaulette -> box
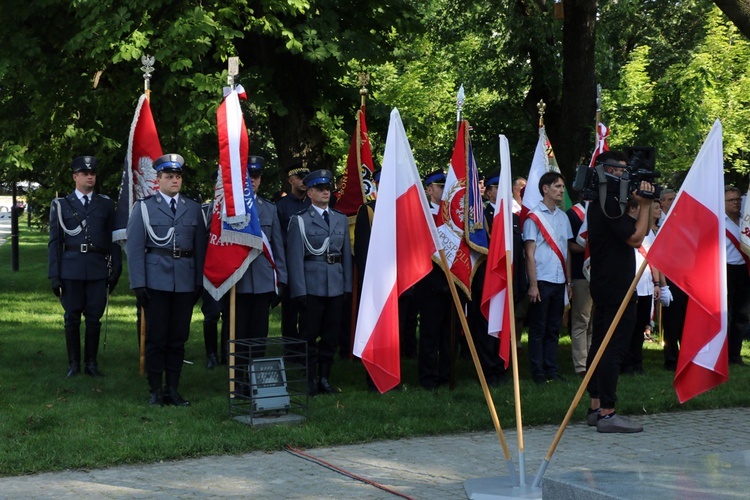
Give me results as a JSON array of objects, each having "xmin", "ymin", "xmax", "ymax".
[
  {"xmin": 138, "ymin": 195, "xmax": 154, "ymax": 202},
  {"xmin": 98, "ymin": 194, "xmax": 111, "ymax": 200},
  {"xmin": 330, "ymin": 208, "xmax": 345, "ymax": 215}
]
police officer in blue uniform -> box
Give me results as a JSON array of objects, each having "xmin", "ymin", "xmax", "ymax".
[
  {"xmin": 233, "ymin": 156, "xmax": 288, "ymax": 392},
  {"xmin": 126, "ymin": 154, "xmax": 206, "ymax": 406},
  {"xmin": 275, "ymin": 163, "xmax": 311, "ymax": 351},
  {"xmin": 286, "ymin": 169, "xmax": 352, "ymax": 395},
  {"xmin": 49, "ymin": 156, "xmax": 122, "ymax": 378}
]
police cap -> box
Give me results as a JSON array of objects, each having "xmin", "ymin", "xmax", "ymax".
[
  {"xmin": 248, "ymin": 155, "xmax": 265, "ymax": 174},
  {"xmin": 303, "ymin": 169, "xmax": 334, "ymax": 188},
  {"xmin": 286, "ymin": 162, "xmax": 309, "ymax": 178},
  {"xmin": 154, "ymin": 154, "xmax": 184, "ymax": 174},
  {"xmin": 423, "ymin": 170, "xmax": 446, "ymax": 186},
  {"xmin": 71, "ymin": 156, "xmax": 97, "ymax": 173}
]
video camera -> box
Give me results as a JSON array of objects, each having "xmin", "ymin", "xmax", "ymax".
[{"xmin": 572, "ymin": 146, "xmax": 661, "ymax": 203}]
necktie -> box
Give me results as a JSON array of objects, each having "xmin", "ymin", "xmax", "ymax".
[
  {"xmin": 323, "ymin": 210, "xmax": 329, "ymax": 226},
  {"xmin": 170, "ymin": 198, "xmax": 177, "ymax": 215},
  {"xmin": 83, "ymin": 195, "xmax": 89, "ymax": 209}
]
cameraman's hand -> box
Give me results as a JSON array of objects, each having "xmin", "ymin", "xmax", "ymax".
[{"xmin": 632, "ymin": 181, "xmax": 655, "ymax": 204}]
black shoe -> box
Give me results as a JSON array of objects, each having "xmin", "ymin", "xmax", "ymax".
[
  {"xmin": 546, "ymin": 374, "xmax": 565, "ymax": 382},
  {"xmin": 148, "ymin": 389, "xmax": 163, "ymax": 406},
  {"xmin": 66, "ymin": 364, "xmax": 80, "ymax": 378},
  {"xmin": 318, "ymin": 377, "xmax": 338, "ymax": 394},
  {"xmin": 164, "ymin": 387, "xmax": 190, "ymax": 406},
  {"xmin": 84, "ymin": 362, "xmax": 105, "ymax": 377},
  {"xmin": 206, "ymin": 353, "xmax": 218, "ymax": 370}
]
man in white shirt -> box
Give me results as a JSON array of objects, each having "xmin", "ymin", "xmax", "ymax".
[{"xmin": 725, "ymin": 186, "xmax": 750, "ymax": 365}]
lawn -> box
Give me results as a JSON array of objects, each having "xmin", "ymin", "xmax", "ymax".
[{"xmin": 0, "ymin": 225, "xmax": 748, "ymax": 477}]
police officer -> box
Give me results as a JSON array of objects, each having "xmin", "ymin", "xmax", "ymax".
[
  {"xmin": 286, "ymin": 169, "xmax": 352, "ymax": 395},
  {"xmin": 233, "ymin": 156, "xmax": 287, "ymax": 393},
  {"xmin": 126, "ymin": 154, "xmax": 206, "ymax": 406},
  {"xmin": 275, "ymin": 162, "xmax": 311, "ymax": 350},
  {"xmin": 49, "ymin": 156, "xmax": 122, "ymax": 378}
]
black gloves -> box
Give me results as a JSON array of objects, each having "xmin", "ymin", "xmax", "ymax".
[
  {"xmin": 51, "ymin": 277, "xmax": 63, "ymax": 298},
  {"xmin": 271, "ymin": 283, "xmax": 286, "ymax": 309},
  {"xmin": 134, "ymin": 287, "xmax": 150, "ymax": 307},
  {"xmin": 193, "ymin": 286, "xmax": 204, "ymax": 306},
  {"xmin": 107, "ymin": 275, "xmax": 119, "ymax": 295}
]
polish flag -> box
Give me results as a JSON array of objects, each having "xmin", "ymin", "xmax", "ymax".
[
  {"xmin": 480, "ymin": 135, "xmax": 514, "ymax": 368},
  {"xmin": 646, "ymin": 119, "xmax": 728, "ymax": 403},
  {"xmin": 353, "ymin": 108, "xmax": 442, "ymax": 393}
]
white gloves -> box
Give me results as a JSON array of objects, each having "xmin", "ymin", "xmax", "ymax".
[{"xmin": 660, "ymin": 285, "xmax": 673, "ymax": 306}]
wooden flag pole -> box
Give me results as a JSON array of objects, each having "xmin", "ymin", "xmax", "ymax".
[
  {"xmin": 532, "ymin": 258, "xmax": 648, "ymax": 488},
  {"xmin": 437, "ymin": 248, "xmax": 517, "ymax": 485},
  {"xmin": 139, "ymin": 309, "xmax": 146, "ymax": 375},
  {"xmin": 226, "ymin": 56, "xmax": 239, "ymax": 398},
  {"xmin": 504, "ymin": 249, "xmax": 527, "ymax": 485}
]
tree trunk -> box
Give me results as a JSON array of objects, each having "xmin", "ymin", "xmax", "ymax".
[
  {"xmin": 556, "ymin": 0, "xmax": 597, "ymax": 184},
  {"xmin": 714, "ymin": 0, "xmax": 750, "ymax": 40}
]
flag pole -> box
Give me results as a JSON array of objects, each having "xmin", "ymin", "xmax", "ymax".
[
  {"xmin": 138, "ymin": 54, "xmax": 155, "ymax": 376},
  {"xmin": 227, "ymin": 56, "xmax": 239, "ymax": 398},
  {"xmin": 532, "ymin": 258, "xmax": 648, "ymax": 488},
  {"xmin": 449, "ymin": 87, "xmax": 465, "ymax": 389},
  {"xmin": 437, "ymin": 248, "xmax": 517, "ymax": 484}
]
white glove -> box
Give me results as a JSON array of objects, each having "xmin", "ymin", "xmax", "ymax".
[{"xmin": 660, "ymin": 285, "xmax": 673, "ymax": 306}]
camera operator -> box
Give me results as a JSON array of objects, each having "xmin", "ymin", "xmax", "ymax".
[{"xmin": 585, "ymin": 151, "xmax": 654, "ymax": 433}]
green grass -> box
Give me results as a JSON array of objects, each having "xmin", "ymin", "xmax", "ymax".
[{"xmin": 1, "ymin": 225, "xmax": 749, "ymax": 476}]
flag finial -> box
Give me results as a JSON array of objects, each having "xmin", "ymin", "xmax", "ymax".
[
  {"xmin": 140, "ymin": 55, "xmax": 155, "ymax": 99},
  {"xmin": 358, "ymin": 72, "xmax": 369, "ymax": 107},
  {"xmin": 537, "ymin": 100, "xmax": 546, "ymax": 127},
  {"xmin": 227, "ymin": 57, "xmax": 239, "ymax": 89}
]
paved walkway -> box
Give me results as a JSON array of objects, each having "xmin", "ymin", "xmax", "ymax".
[{"xmin": 0, "ymin": 408, "xmax": 747, "ymax": 498}]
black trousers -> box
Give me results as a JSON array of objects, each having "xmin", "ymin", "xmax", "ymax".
[
  {"xmin": 417, "ymin": 271, "xmax": 452, "ymax": 389},
  {"xmin": 622, "ymin": 294, "xmax": 653, "ymax": 372},
  {"xmin": 61, "ymin": 279, "xmax": 107, "ymax": 330},
  {"xmin": 144, "ymin": 290, "xmax": 193, "ymax": 387},
  {"xmin": 662, "ymin": 279, "xmax": 688, "ymax": 369},
  {"xmin": 299, "ymin": 295, "xmax": 344, "ymax": 374},
  {"xmin": 234, "ymin": 292, "xmax": 274, "ymax": 359},
  {"xmin": 727, "ymin": 264, "xmax": 750, "ymax": 362},
  {"xmin": 586, "ymin": 298, "xmax": 636, "ymax": 409}
]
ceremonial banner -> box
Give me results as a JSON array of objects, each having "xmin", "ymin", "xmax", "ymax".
[
  {"xmin": 113, "ymin": 94, "xmax": 162, "ymax": 243},
  {"xmin": 435, "ymin": 120, "xmax": 488, "ymax": 297},
  {"xmin": 481, "ymin": 135, "xmax": 514, "ymax": 368},
  {"xmin": 203, "ymin": 85, "xmax": 263, "ymax": 301},
  {"xmin": 647, "ymin": 119, "xmax": 728, "ymax": 403},
  {"xmin": 540, "ymin": 126, "xmax": 572, "ymax": 210},
  {"xmin": 353, "ymin": 108, "xmax": 442, "ymax": 393},
  {"xmin": 520, "ymin": 128, "xmax": 549, "ymax": 225},
  {"xmin": 588, "ymin": 122, "xmax": 610, "ymax": 167},
  {"xmin": 337, "ymin": 107, "xmax": 377, "ymax": 218}
]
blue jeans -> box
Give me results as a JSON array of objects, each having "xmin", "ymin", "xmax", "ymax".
[{"xmin": 526, "ymin": 281, "xmax": 565, "ymax": 380}]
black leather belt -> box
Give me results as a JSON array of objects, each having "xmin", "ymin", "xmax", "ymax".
[
  {"xmin": 146, "ymin": 247, "xmax": 194, "ymax": 259},
  {"xmin": 305, "ymin": 254, "xmax": 342, "ymax": 264},
  {"xmin": 65, "ymin": 244, "xmax": 109, "ymax": 255}
]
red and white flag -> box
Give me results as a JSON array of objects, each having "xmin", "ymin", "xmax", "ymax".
[
  {"xmin": 113, "ymin": 94, "xmax": 163, "ymax": 243},
  {"xmin": 588, "ymin": 122, "xmax": 610, "ymax": 167},
  {"xmin": 353, "ymin": 108, "xmax": 442, "ymax": 393},
  {"xmin": 646, "ymin": 119, "xmax": 728, "ymax": 403},
  {"xmin": 336, "ymin": 106, "xmax": 377, "ymax": 218},
  {"xmin": 480, "ymin": 135, "xmax": 514, "ymax": 368},
  {"xmin": 203, "ymin": 85, "xmax": 263, "ymax": 300},
  {"xmin": 435, "ymin": 120, "xmax": 485, "ymax": 298}
]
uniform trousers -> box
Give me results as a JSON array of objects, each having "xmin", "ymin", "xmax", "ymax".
[
  {"xmin": 299, "ymin": 295, "xmax": 343, "ymax": 373},
  {"xmin": 235, "ymin": 292, "xmax": 274, "ymax": 359},
  {"xmin": 586, "ymin": 299, "xmax": 636, "ymax": 409},
  {"xmin": 662, "ymin": 278, "xmax": 688, "ymax": 370},
  {"xmin": 417, "ymin": 271, "xmax": 452, "ymax": 389},
  {"xmin": 145, "ymin": 290, "xmax": 193, "ymax": 386},
  {"xmin": 61, "ymin": 279, "xmax": 107, "ymax": 330}
]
